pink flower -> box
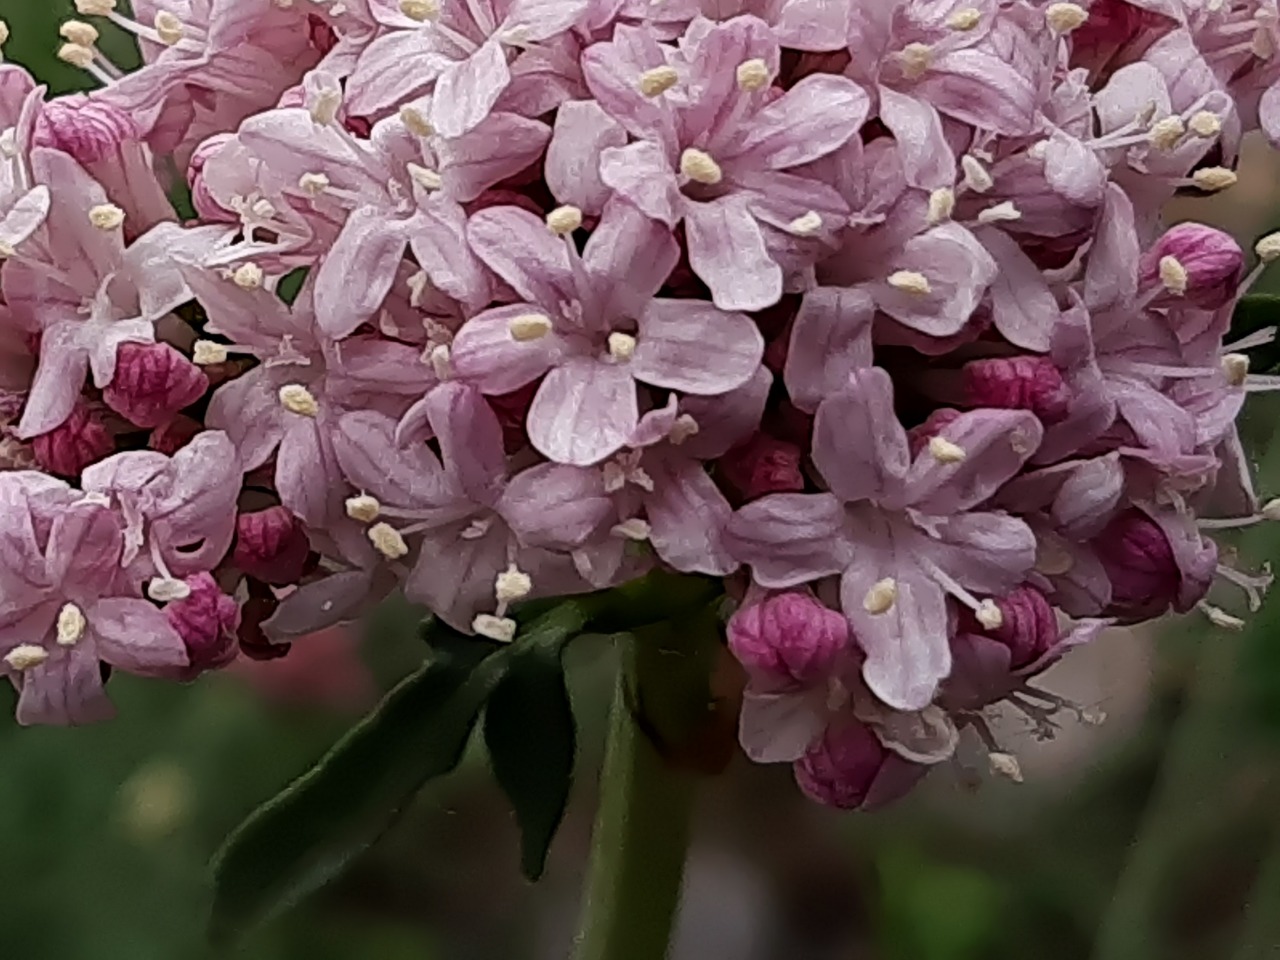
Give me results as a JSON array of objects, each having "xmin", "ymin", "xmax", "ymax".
[
  {"xmin": 1092, "ymin": 506, "xmax": 1217, "ymax": 621},
  {"xmin": 31, "ymin": 402, "xmax": 114, "ymax": 478},
  {"xmin": 728, "ymin": 590, "xmax": 847, "ymax": 686},
  {"xmin": 164, "ymin": 573, "xmax": 240, "ymax": 679},
  {"xmin": 793, "ymin": 721, "xmax": 928, "ymax": 811},
  {"xmin": 234, "ymin": 506, "xmax": 312, "ymax": 586},
  {"xmin": 962, "ymin": 356, "xmax": 1071, "ymax": 424}
]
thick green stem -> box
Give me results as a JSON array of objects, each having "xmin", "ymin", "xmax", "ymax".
[{"xmin": 572, "ymin": 618, "xmax": 719, "ymax": 960}]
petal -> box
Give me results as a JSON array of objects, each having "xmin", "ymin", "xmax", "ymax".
[
  {"xmin": 426, "ymin": 382, "xmax": 509, "ymax": 507},
  {"xmin": 431, "ymin": 38, "xmax": 511, "ymax": 139},
  {"xmin": 581, "ymin": 24, "xmax": 678, "ymax": 145},
  {"xmin": 645, "ymin": 457, "xmax": 737, "ymax": 575},
  {"xmin": 89, "ymin": 598, "xmax": 188, "ymax": 676},
  {"xmin": 16, "ymin": 323, "xmax": 89, "ymax": 438},
  {"xmin": 684, "ymin": 196, "xmax": 782, "ymax": 312},
  {"xmin": 500, "ymin": 463, "xmax": 612, "ymax": 548},
  {"xmin": 873, "ymin": 222, "xmax": 997, "ymax": 337},
  {"xmin": 1043, "ymin": 130, "xmax": 1108, "ymax": 206},
  {"xmin": 276, "ymin": 416, "xmax": 342, "ymax": 528},
  {"xmin": 409, "ymin": 198, "xmax": 494, "ymax": 312},
  {"xmin": 1083, "ymin": 184, "xmax": 1139, "ymax": 312},
  {"xmin": 0, "ymin": 185, "xmax": 50, "ymax": 250},
  {"xmin": 205, "ymin": 368, "xmax": 287, "ymax": 472},
  {"xmin": 527, "ymin": 358, "xmax": 638, "ymax": 466},
  {"xmin": 724, "ymin": 492, "xmax": 849, "ymax": 588},
  {"xmin": 738, "ymin": 686, "xmax": 828, "ymax": 763},
  {"xmin": 925, "ymin": 511, "xmax": 1037, "ymax": 595},
  {"xmin": 405, "ymin": 523, "xmax": 509, "ymax": 630},
  {"xmin": 15, "ymin": 643, "xmax": 114, "ymax": 727},
  {"xmin": 772, "ymin": 0, "xmax": 855, "ymax": 51},
  {"xmin": 466, "ymin": 205, "xmax": 575, "ymax": 310},
  {"xmin": 451, "ymin": 304, "xmax": 564, "ymax": 394},
  {"xmin": 599, "ymin": 140, "xmax": 684, "ymax": 227},
  {"xmin": 916, "ymin": 48, "xmax": 1037, "ymax": 137},
  {"xmin": 784, "ymin": 287, "xmax": 875, "ymax": 413},
  {"xmin": 503, "ymin": 0, "xmax": 590, "ymax": 39},
  {"xmin": 314, "ymin": 207, "xmax": 411, "ymax": 338},
  {"xmin": 439, "ymin": 112, "xmax": 552, "ymax": 203},
  {"xmin": 583, "ymin": 197, "xmax": 680, "ymax": 317},
  {"xmin": 262, "ymin": 569, "xmax": 379, "ymax": 641},
  {"xmin": 734, "ymin": 74, "xmax": 869, "ymax": 169},
  {"xmin": 875, "ymin": 86, "xmax": 953, "ymax": 190},
  {"xmin": 978, "ymin": 226, "xmax": 1058, "ymax": 352},
  {"xmin": 811, "ymin": 367, "xmax": 910, "ymax": 504},
  {"xmin": 545, "ymin": 99, "xmax": 627, "ymax": 214},
  {"xmin": 906, "ymin": 409, "xmax": 1043, "ymax": 514},
  {"xmin": 633, "ymin": 299, "xmax": 764, "ymax": 395},
  {"xmin": 680, "ymin": 364, "xmax": 772, "ymax": 460},
  {"xmin": 333, "ymin": 410, "xmax": 451, "ymax": 509}
]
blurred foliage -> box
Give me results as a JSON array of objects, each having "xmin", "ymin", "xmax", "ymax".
[{"xmin": 3, "ymin": 0, "xmax": 139, "ymax": 95}]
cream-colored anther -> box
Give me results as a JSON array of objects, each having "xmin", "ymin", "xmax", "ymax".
[
  {"xmin": 736, "ymin": 58, "xmax": 770, "ymax": 91},
  {"xmin": 546, "ymin": 205, "xmax": 583, "ymax": 235},
  {"xmin": 58, "ymin": 42, "xmax": 97, "ymax": 69},
  {"xmin": 1188, "ymin": 111, "xmax": 1222, "ymax": 138},
  {"xmin": 232, "ymin": 262, "xmax": 264, "ymax": 289},
  {"xmin": 927, "ymin": 187, "xmax": 955, "ymax": 224},
  {"xmin": 345, "ymin": 494, "xmax": 381, "ymax": 523},
  {"xmin": 508, "ymin": 313, "xmax": 553, "ymax": 342},
  {"xmin": 788, "ymin": 211, "xmax": 823, "ymax": 236},
  {"xmin": 1045, "ymin": 2, "xmax": 1088, "ymax": 33},
  {"xmin": 612, "ymin": 518, "xmax": 651, "ymax": 541},
  {"xmin": 863, "ymin": 578, "xmax": 898, "ymax": 614},
  {"xmin": 961, "ymin": 154, "xmax": 993, "ymax": 192},
  {"xmin": 1193, "ymin": 167, "xmax": 1238, "ymax": 191},
  {"xmin": 975, "ymin": 599, "xmax": 1004, "ymax": 630},
  {"xmin": 89, "ymin": 204, "xmax": 125, "ymax": 230},
  {"xmin": 75, "ymin": 0, "xmax": 117, "ymax": 16},
  {"xmin": 406, "ymin": 163, "xmax": 442, "ymax": 190},
  {"xmin": 279, "ymin": 384, "xmax": 319, "ymax": 417},
  {"xmin": 946, "ymin": 7, "xmax": 982, "ymax": 30},
  {"xmin": 608, "ymin": 331, "xmax": 637, "ymax": 360},
  {"xmin": 1255, "ymin": 232, "xmax": 1280, "ymax": 262},
  {"xmin": 1158, "ymin": 255, "xmax": 1188, "ymax": 295},
  {"xmin": 899, "ymin": 42, "xmax": 932, "ymax": 79},
  {"xmin": 887, "ymin": 270, "xmax": 931, "ymax": 295},
  {"xmin": 298, "ymin": 172, "xmax": 330, "ymax": 196},
  {"xmin": 680, "ymin": 148, "xmax": 722, "ymax": 185},
  {"xmin": 4, "ymin": 645, "xmax": 48, "ymax": 671},
  {"xmin": 399, "ymin": 105, "xmax": 434, "ymax": 137},
  {"xmin": 637, "ymin": 65, "xmax": 678, "ymax": 97},
  {"xmin": 147, "ymin": 578, "xmax": 191, "ymax": 603},
  {"xmin": 473, "ymin": 614, "xmax": 517, "ymax": 642},
  {"xmin": 1222, "ymin": 353, "xmax": 1250, "ymax": 386},
  {"xmin": 399, "ymin": 0, "xmax": 440, "ymax": 20},
  {"xmin": 60, "ymin": 20, "xmax": 100, "ymax": 45},
  {"xmin": 928, "ymin": 436, "xmax": 967, "ymax": 464},
  {"xmin": 56, "ymin": 603, "xmax": 87, "ymax": 646},
  {"xmin": 192, "ymin": 341, "xmax": 228, "ymax": 365},
  {"xmin": 495, "ymin": 565, "xmax": 532, "ymax": 604},
  {"xmin": 1147, "ymin": 115, "xmax": 1185, "ymax": 150},
  {"xmin": 988, "ymin": 752, "xmax": 1024, "ymax": 782},
  {"xmin": 368, "ymin": 522, "xmax": 409, "ymax": 560},
  {"xmin": 154, "ymin": 10, "xmax": 184, "ymax": 45}
]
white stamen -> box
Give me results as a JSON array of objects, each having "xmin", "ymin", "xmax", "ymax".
[
  {"xmin": 60, "ymin": 20, "xmax": 100, "ymax": 45},
  {"xmin": 473, "ymin": 614, "xmax": 517, "ymax": 643},
  {"xmin": 4, "ymin": 645, "xmax": 48, "ymax": 672},
  {"xmin": 863, "ymin": 578, "xmax": 897, "ymax": 615},
  {"xmin": 0, "ymin": 21, "xmax": 9, "ymax": 48},
  {"xmin": 76, "ymin": 0, "xmax": 117, "ymax": 13},
  {"xmin": 345, "ymin": 494, "xmax": 381, "ymax": 523},
  {"xmin": 1193, "ymin": 167, "xmax": 1238, "ymax": 192},
  {"xmin": 1158, "ymin": 255, "xmax": 1188, "ymax": 295},
  {"xmin": 232, "ymin": 262, "xmax": 264, "ymax": 289},
  {"xmin": 495, "ymin": 564, "xmax": 532, "ymax": 604},
  {"xmin": 147, "ymin": 578, "xmax": 191, "ymax": 603},
  {"xmin": 888, "ymin": 270, "xmax": 932, "ymax": 295},
  {"xmin": 735, "ymin": 58, "xmax": 771, "ymax": 91},
  {"xmin": 430, "ymin": 344, "xmax": 451, "ymax": 379},
  {"xmin": 299, "ymin": 172, "xmax": 330, "ymax": 196},
  {"xmin": 946, "ymin": 7, "xmax": 982, "ymax": 30},
  {"xmin": 927, "ymin": 187, "xmax": 955, "ymax": 224},
  {"xmin": 498, "ymin": 23, "xmax": 531, "ymax": 45},
  {"xmin": 612, "ymin": 518, "xmax": 651, "ymax": 541},
  {"xmin": 1255, "ymin": 233, "xmax": 1280, "ymax": 262},
  {"xmin": 56, "ymin": 603, "xmax": 87, "ymax": 646},
  {"xmin": 602, "ymin": 461, "xmax": 627, "ymax": 493},
  {"xmin": 193, "ymin": 340, "xmax": 228, "ymax": 365},
  {"xmin": 680, "ymin": 148, "xmax": 722, "ymax": 185},
  {"xmin": 58, "ymin": 42, "xmax": 96, "ymax": 68},
  {"xmin": 1045, "ymin": 2, "xmax": 1088, "ymax": 33},
  {"xmin": 961, "ymin": 154, "xmax": 993, "ymax": 193},
  {"xmin": 508, "ymin": 313, "xmax": 553, "ymax": 342},
  {"xmin": 1147, "ymin": 115, "xmax": 1186, "ymax": 150},
  {"xmin": 1261, "ymin": 498, "xmax": 1280, "ymax": 522},
  {"xmin": 154, "ymin": 10, "xmax": 184, "ymax": 44},
  {"xmin": 788, "ymin": 211, "xmax": 823, "ymax": 236},
  {"xmin": 406, "ymin": 163, "xmax": 442, "ymax": 191},
  {"xmin": 988, "ymin": 752, "xmax": 1024, "ymax": 782},
  {"xmin": 668, "ymin": 414, "xmax": 699, "ymax": 445},
  {"xmin": 399, "ymin": 0, "xmax": 440, "ymax": 20},
  {"xmin": 89, "ymin": 203, "xmax": 125, "ymax": 231},
  {"xmin": 1188, "ymin": 111, "xmax": 1222, "ymax": 138},
  {"xmin": 975, "ymin": 599, "xmax": 1003, "ymax": 630},
  {"xmin": 977, "ymin": 201, "xmax": 1022, "ymax": 223},
  {"xmin": 368, "ymin": 522, "xmax": 409, "ymax": 559},
  {"xmin": 1205, "ymin": 603, "xmax": 1247, "ymax": 631},
  {"xmin": 460, "ymin": 517, "xmax": 493, "ymax": 540},
  {"xmin": 279, "ymin": 383, "xmax": 319, "ymax": 417},
  {"xmin": 546, "ymin": 205, "xmax": 583, "ymax": 235},
  {"xmin": 309, "ymin": 88, "xmax": 342, "ymax": 126},
  {"xmin": 399, "ymin": 105, "xmax": 434, "ymax": 137},
  {"xmin": 1222, "ymin": 353, "xmax": 1250, "ymax": 386},
  {"xmin": 608, "ymin": 331, "xmax": 637, "ymax": 360},
  {"xmin": 637, "ymin": 65, "xmax": 679, "ymax": 97},
  {"xmin": 928, "ymin": 436, "xmax": 967, "ymax": 464},
  {"xmin": 899, "ymin": 42, "xmax": 932, "ymax": 79}
]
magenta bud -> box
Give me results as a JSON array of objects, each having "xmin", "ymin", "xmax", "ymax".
[
  {"xmin": 164, "ymin": 573, "xmax": 240, "ymax": 680},
  {"xmin": 187, "ymin": 133, "xmax": 237, "ymax": 223},
  {"xmin": 234, "ymin": 507, "xmax": 311, "ymax": 586},
  {"xmin": 793, "ymin": 721, "xmax": 927, "ymax": 811},
  {"xmin": 727, "ymin": 591, "xmax": 848, "ymax": 685},
  {"xmin": 103, "ymin": 342, "xmax": 208, "ymax": 429},
  {"xmin": 987, "ymin": 585, "xmax": 1058, "ymax": 669},
  {"xmin": 1092, "ymin": 508, "xmax": 1216, "ymax": 620},
  {"xmin": 719, "ymin": 433, "xmax": 805, "ymax": 501},
  {"xmin": 148, "ymin": 415, "xmax": 202, "ymax": 455},
  {"xmin": 31, "ymin": 403, "xmax": 113, "ymax": 477},
  {"xmin": 34, "ymin": 94, "xmax": 137, "ymax": 163},
  {"xmin": 906, "ymin": 408, "xmax": 963, "ymax": 457},
  {"xmin": 962, "ymin": 356, "xmax": 1070, "ymax": 423},
  {"xmin": 1140, "ymin": 223, "xmax": 1244, "ymax": 310}
]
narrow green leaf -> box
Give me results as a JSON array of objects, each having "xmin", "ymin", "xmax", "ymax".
[
  {"xmin": 484, "ymin": 640, "xmax": 576, "ymax": 881},
  {"xmin": 1231, "ymin": 293, "xmax": 1280, "ymax": 373},
  {"xmin": 208, "ymin": 640, "xmax": 507, "ymax": 946}
]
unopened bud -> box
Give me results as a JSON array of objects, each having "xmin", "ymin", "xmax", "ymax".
[
  {"xmin": 1141, "ymin": 223, "xmax": 1243, "ymax": 309},
  {"xmin": 165, "ymin": 573, "xmax": 240, "ymax": 679},
  {"xmin": 234, "ymin": 506, "xmax": 311, "ymax": 585},
  {"xmin": 719, "ymin": 433, "xmax": 804, "ymax": 499},
  {"xmin": 35, "ymin": 96, "xmax": 138, "ymax": 163},
  {"xmin": 1093, "ymin": 508, "xmax": 1215, "ymax": 620},
  {"xmin": 103, "ymin": 342, "xmax": 209, "ymax": 429},
  {"xmin": 728, "ymin": 591, "xmax": 848, "ymax": 685},
  {"xmin": 961, "ymin": 356, "xmax": 1070, "ymax": 423},
  {"xmin": 795, "ymin": 721, "xmax": 925, "ymax": 810},
  {"xmin": 31, "ymin": 402, "xmax": 113, "ymax": 477}
]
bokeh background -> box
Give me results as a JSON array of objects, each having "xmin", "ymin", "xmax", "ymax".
[{"xmin": 5, "ymin": 4, "xmax": 1280, "ymax": 959}]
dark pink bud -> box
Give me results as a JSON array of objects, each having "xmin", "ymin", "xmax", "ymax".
[
  {"xmin": 148, "ymin": 415, "xmax": 202, "ymax": 455},
  {"xmin": 234, "ymin": 507, "xmax": 312, "ymax": 586},
  {"xmin": 187, "ymin": 133, "xmax": 237, "ymax": 223},
  {"xmin": 31, "ymin": 403, "xmax": 113, "ymax": 477},
  {"xmin": 727, "ymin": 591, "xmax": 847, "ymax": 685},
  {"xmin": 103, "ymin": 342, "xmax": 208, "ymax": 428},
  {"xmin": 986, "ymin": 585, "xmax": 1058, "ymax": 670},
  {"xmin": 165, "ymin": 573, "xmax": 240, "ymax": 680},
  {"xmin": 793, "ymin": 721, "xmax": 927, "ymax": 811},
  {"xmin": 906, "ymin": 408, "xmax": 963, "ymax": 457},
  {"xmin": 35, "ymin": 94, "xmax": 137, "ymax": 164},
  {"xmin": 719, "ymin": 433, "xmax": 804, "ymax": 500},
  {"xmin": 308, "ymin": 13, "xmax": 339, "ymax": 54},
  {"xmin": 962, "ymin": 356, "xmax": 1070, "ymax": 423},
  {"xmin": 1140, "ymin": 223, "xmax": 1244, "ymax": 310},
  {"xmin": 1093, "ymin": 508, "xmax": 1216, "ymax": 620}
]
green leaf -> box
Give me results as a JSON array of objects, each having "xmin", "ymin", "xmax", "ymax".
[
  {"xmin": 208, "ymin": 639, "xmax": 506, "ymax": 946},
  {"xmin": 1230, "ymin": 293, "xmax": 1280, "ymax": 373},
  {"xmin": 484, "ymin": 637, "xmax": 577, "ymax": 881}
]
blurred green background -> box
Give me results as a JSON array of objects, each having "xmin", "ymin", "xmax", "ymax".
[{"xmin": 7, "ymin": 5, "xmax": 1280, "ymax": 959}]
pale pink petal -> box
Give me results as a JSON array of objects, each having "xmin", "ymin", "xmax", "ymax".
[
  {"xmin": 431, "ymin": 39, "xmax": 511, "ymax": 139},
  {"xmin": 333, "ymin": 410, "xmax": 451, "ymax": 508},
  {"xmin": 873, "ymin": 223, "xmax": 997, "ymax": 337},
  {"xmin": 466, "ymin": 205, "xmax": 575, "ymax": 309},
  {"xmin": 0, "ymin": 186, "xmax": 51, "ymax": 250},
  {"xmin": 1044, "ymin": 130, "xmax": 1107, "ymax": 206},
  {"xmin": 724, "ymin": 493, "xmax": 850, "ymax": 588},
  {"xmin": 527, "ymin": 358, "xmax": 638, "ymax": 466},
  {"xmin": 89, "ymin": 598, "xmax": 188, "ymax": 676},
  {"xmin": 205, "ymin": 368, "xmax": 287, "ymax": 472},
  {"xmin": 978, "ymin": 227, "xmax": 1057, "ymax": 352},
  {"xmin": 406, "ymin": 522, "xmax": 509, "ymax": 630},
  {"xmin": 645, "ymin": 457, "xmax": 737, "ymax": 575},
  {"xmin": 784, "ymin": 287, "xmax": 875, "ymax": 413},
  {"xmin": 1084, "ymin": 184, "xmax": 1139, "ymax": 311},
  {"xmin": 926, "ymin": 512, "xmax": 1037, "ymax": 595},
  {"xmin": 439, "ymin": 112, "xmax": 551, "ymax": 203},
  {"xmin": 500, "ymin": 463, "xmax": 612, "ymax": 548},
  {"xmin": 583, "ymin": 197, "xmax": 679, "ymax": 317},
  {"xmin": 276, "ymin": 417, "xmax": 342, "ymax": 528},
  {"xmin": 684, "ymin": 196, "xmax": 781, "ymax": 312},
  {"xmin": 409, "ymin": 198, "xmax": 494, "ymax": 311},
  {"xmin": 876, "ymin": 86, "xmax": 953, "ymax": 190},
  {"xmin": 502, "ymin": 0, "xmax": 590, "ymax": 40},
  {"xmin": 599, "ymin": 140, "xmax": 684, "ymax": 227},
  {"xmin": 733, "ymin": 75, "xmax": 869, "ymax": 169},
  {"xmin": 633, "ymin": 299, "xmax": 764, "ymax": 395},
  {"xmin": 680, "ymin": 364, "xmax": 771, "ymax": 460},
  {"xmin": 546, "ymin": 100, "xmax": 627, "ymax": 214},
  {"xmin": 426, "ymin": 382, "xmax": 508, "ymax": 506},
  {"xmin": 314, "ymin": 207, "xmax": 411, "ymax": 339},
  {"xmin": 451, "ymin": 304, "xmax": 565, "ymax": 394},
  {"xmin": 906, "ymin": 409, "xmax": 1043, "ymax": 514},
  {"xmin": 739, "ymin": 686, "xmax": 827, "ymax": 763},
  {"xmin": 15, "ymin": 644, "xmax": 114, "ymax": 727},
  {"xmin": 811, "ymin": 368, "xmax": 910, "ymax": 504},
  {"xmin": 917, "ymin": 48, "xmax": 1037, "ymax": 136},
  {"xmin": 1261, "ymin": 80, "xmax": 1280, "ymax": 148},
  {"xmin": 17, "ymin": 324, "xmax": 88, "ymax": 438}
]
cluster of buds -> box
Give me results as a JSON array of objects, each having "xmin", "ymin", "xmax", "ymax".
[{"xmin": 0, "ymin": 0, "xmax": 1276, "ymax": 810}]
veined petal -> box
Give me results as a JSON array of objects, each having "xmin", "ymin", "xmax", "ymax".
[
  {"xmin": 431, "ymin": 38, "xmax": 511, "ymax": 139},
  {"xmin": 724, "ymin": 492, "xmax": 849, "ymax": 587},
  {"xmin": 685, "ymin": 196, "xmax": 782, "ymax": 312},
  {"xmin": 527, "ymin": 357, "xmax": 638, "ymax": 466},
  {"xmin": 905, "ymin": 409, "xmax": 1043, "ymax": 514},
  {"xmin": 633, "ymin": 299, "xmax": 764, "ymax": 395},
  {"xmin": 425, "ymin": 382, "xmax": 509, "ymax": 507},
  {"xmin": 811, "ymin": 368, "xmax": 910, "ymax": 505},
  {"xmin": 451, "ymin": 304, "xmax": 566, "ymax": 395}
]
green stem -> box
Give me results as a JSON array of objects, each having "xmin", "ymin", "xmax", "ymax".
[{"xmin": 572, "ymin": 618, "xmax": 719, "ymax": 960}]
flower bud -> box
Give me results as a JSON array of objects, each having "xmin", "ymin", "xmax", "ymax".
[
  {"xmin": 234, "ymin": 506, "xmax": 312, "ymax": 586},
  {"xmin": 719, "ymin": 433, "xmax": 804, "ymax": 500},
  {"xmin": 164, "ymin": 573, "xmax": 240, "ymax": 680},
  {"xmin": 1093, "ymin": 508, "xmax": 1216, "ymax": 620},
  {"xmin": 31, "ymin": 402, "xmax": 113, "ymax": 477},
  {"xmin": 960, "ymin": 584, "xmax": 1058, "ymax": 670},
  {"xmin": 906, "ymin": 408, "xmax": 963, "ymax": 457},
  {"xmin": 34, "ymin": 94, "xmax": 137, "ymax": 164},
  {"xmin": 103, "ymin": 342, "xmax": 208, "ymax": 428},
  {"xmin": 727, "ymin": 592, "xmax": 847, "ymax": 685},
  {"xmin": 962, "ymin": 356, "xmax": 1070, "ymax": 423},
  {"xmin": 148, "ymin": 415, "xmax": 202, "ymax": 455},
  {"xmin": 1139, "ymin": 223, "xmax": 1243, "ymax": 310},
  {"xmin": 793, "ymin": 721, "xmax": 927, "ymax": 811},
  {"xmin": 187, "ymin": 133, "xmax": 237, "ymax": 223}
]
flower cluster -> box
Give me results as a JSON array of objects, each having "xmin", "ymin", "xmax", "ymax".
[{"xmin": 0, "ymin": 0, "xmax": 1278, "ymax": 808}]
